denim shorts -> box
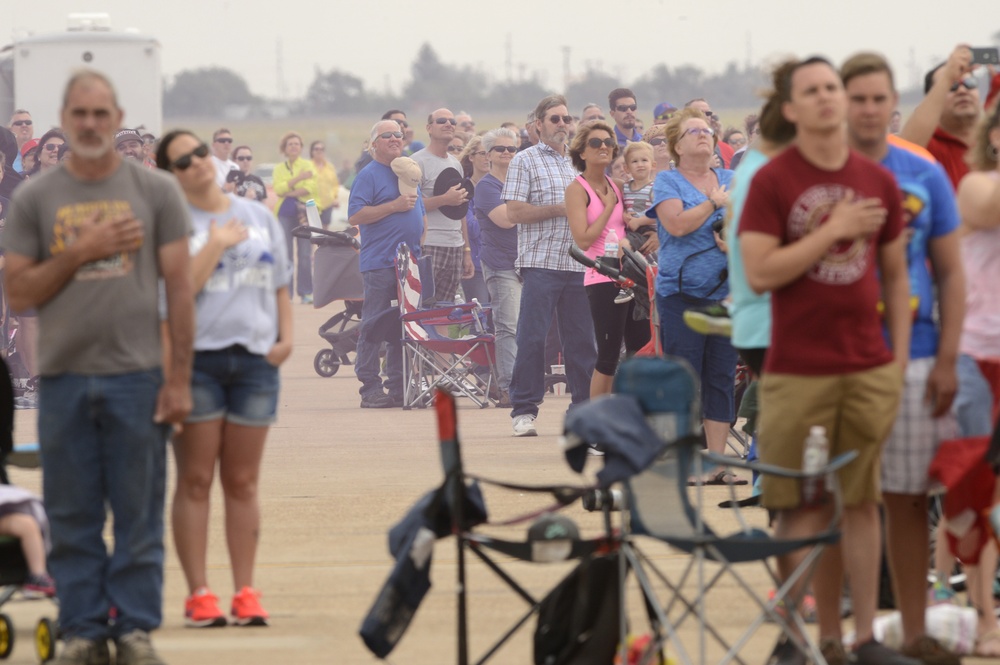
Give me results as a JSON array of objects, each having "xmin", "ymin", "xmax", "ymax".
[{"xmin": 188, "ymin": 345, "xmax": 279, "ymax": 426}]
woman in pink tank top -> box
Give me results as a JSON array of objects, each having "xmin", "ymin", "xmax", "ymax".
[{"xmin": 566, "ymin": 121, "xmax": 650, "ymax": 398}]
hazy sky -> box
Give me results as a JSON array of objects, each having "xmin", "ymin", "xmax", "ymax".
[{"xmin": 4, "ymin": 0, "xmax": 998, "ymax": 100}]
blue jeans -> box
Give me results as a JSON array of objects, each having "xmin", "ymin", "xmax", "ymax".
[
  {"xmin": 279, "ymin": 214, "xmax": 313, "ymax": 297},
  {"xmin": 38, "ymin": 370, "xmax": 170, "ymax": 641},
  {"xmin": 482, "ymin": 265, "xmax": 521, "ymax": 393},
  {"xmin": 461, "ymin": 270, "xmax": 491, "ymax": 306},
  {"xmin": 954, "ymin": 353, "xmax": 994, "ymax": 437},
  {"xmin": 510, "ymin": 268, "xmax": 596, "ymax": 417},
  {"xmin": 356, "ymin": 268, "xmax": 403, "ymax": 398},
  {"xmin": 657, "ymin": 293, "xmax": 737, "ymax": 422}
]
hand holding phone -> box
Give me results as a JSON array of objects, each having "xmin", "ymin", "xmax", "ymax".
[{"xmin": 971, "ymin": 47, "xmax": 1000, "ymax": 66}]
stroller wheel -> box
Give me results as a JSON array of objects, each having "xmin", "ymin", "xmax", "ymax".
[
  {"xmin": 35, "ymin": 617, "xmax": 55, "ymax": 662},
  {"xmin": 0, "ymin": 613, "xmax": 12, "ymax": 658},
  {"xmin": 314, "ymin": 349, "xmax": 340, "ymax": 377}
]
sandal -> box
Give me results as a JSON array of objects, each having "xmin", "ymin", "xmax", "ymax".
[
  {"xmin": 704, "ymin": 469, "xmax": 748, "ymax": 486},
  {"xmin": 976, "ymin": 627, "xmax": 1000, "ymax": 657}
]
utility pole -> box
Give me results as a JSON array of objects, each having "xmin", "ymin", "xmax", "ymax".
[
  {"xmin": 562, "ymin": 46, "xmax": 571, "ymax": 91},
  {"xmin": 505, "ymin": 33, "xmax": 513, "ymax": 83},
  {"xmin": 276, "ymin": 37, "xmax": 287, "ymax": 100}
]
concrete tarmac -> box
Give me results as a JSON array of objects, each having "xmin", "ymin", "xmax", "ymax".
[{"xmin": 4, "ymin": 302, "xmax": 992, "ymax": 664}]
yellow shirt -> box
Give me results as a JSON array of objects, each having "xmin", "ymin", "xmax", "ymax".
[
  {"xmin": 313, "ymin": 161, "xmax": 340, "ymax": 211},
  {"xmin": 272, "ymin": 157, "xmax": 318, "ymax": 216}
]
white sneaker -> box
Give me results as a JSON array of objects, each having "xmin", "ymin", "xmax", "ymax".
[{"xmin": 512, "ymin": 414, "xmax": 537, "ymax": 437}]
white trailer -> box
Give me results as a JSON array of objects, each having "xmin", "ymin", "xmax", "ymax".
[{"xmin": 0, "ymin": 13, "xmax": 161, "ymax": 135}]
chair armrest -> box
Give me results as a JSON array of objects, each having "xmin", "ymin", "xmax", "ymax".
[{"xmin": 701, "ymin": 450, "xmax": 858, "ymax": 479}]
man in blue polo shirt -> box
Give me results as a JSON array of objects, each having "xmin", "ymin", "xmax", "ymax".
[
  {"xmin": 349, "ymin": 119, "xmax": 426, "ymax": 409},
  {"xmin": 608, "ymin": 88, "xmax": 641, "ymax": 147}
]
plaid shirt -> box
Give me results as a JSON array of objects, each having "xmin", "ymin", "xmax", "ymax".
[{"xmin": 502, "ymin": 143, "xmax": 582, "ymax": 272}]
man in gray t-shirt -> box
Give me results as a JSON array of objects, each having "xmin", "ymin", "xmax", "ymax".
[
  {"xmin": 2, "ymin": 70, "xmax": 194, "ymax": 665},
  {"xmin": 410, "ymin": 108, "xmax": 473, "ymax": 303}
]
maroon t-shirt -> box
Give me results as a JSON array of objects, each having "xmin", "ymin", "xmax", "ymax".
[{"xmin": 738, "ymin": 147, "xmax": 904, "ymax": 376}]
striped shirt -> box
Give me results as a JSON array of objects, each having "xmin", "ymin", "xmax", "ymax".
[{"xmin": 502, "ymin": 142, "xmax": 582, "ymax": 272}]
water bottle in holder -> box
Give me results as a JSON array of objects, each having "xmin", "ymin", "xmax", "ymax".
[
  {"xmin": 801, "ymin": 426, "xmax": 829, "ymax": 508},
  {"xmin": 305, "ymin": 199, "xmax": 322, "ymax": 228}
]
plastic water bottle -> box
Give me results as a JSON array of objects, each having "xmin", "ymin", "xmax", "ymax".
[
  {"xmin": 305, "ymin": 199, "xmax": 322, "ymax": 228},
  {"xmin": 604, "ymin": 228, "xmax": 619, "ymax": 257},
  {"xmin": 801, "ymin": 426, "xmax": 829, "ymax": 507}
]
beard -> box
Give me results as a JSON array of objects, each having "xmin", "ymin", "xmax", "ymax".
[{"xmin": 70, "ymin": 132, "xmax": 113, "ymax": 160}]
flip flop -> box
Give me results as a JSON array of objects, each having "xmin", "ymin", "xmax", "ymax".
[
  {"xmin": 976, "ymin": 627, "xmax": 1000, "ymax": 657},
  {"xmin": 704, "ymin": 470, "xmax": 748, "ymax": 486}
]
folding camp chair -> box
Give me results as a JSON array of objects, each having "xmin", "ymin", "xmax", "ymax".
[
  {"xmin": 566, "ymin": 356, "xmax": 857, "ymax": 665},
  {"xmin": 360, "ymin": 390, "xmax": 630, "ymax": 665},
  {"xmin": 394, "ymin": 243, "xmax": 499, "ymax": 409}
]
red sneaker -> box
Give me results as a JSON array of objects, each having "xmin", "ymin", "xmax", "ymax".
[
  {"xmin": 22, "ymin": 573, "xmax": 56, "ymax": 599},
  {"xmin": 184, "ymin": 587, "xmax": 226, "ymax": 628},
  {"xmin": 231, "ymin": 586, "xmax": 269, "ymax": 626}
]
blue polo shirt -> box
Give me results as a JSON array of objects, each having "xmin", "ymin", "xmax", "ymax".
[{"xmin": 614, "ymin": 125, "xmax": 641, "ymax": 147}]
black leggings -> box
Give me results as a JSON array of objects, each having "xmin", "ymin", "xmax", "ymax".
[{"xmin": 585, "ymin": 282, "xmax": 651, "ymax": 376}]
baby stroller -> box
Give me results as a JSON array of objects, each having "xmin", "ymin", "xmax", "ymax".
[{"xmin": 292, "ymin": 226, "xmax": 364, "ymax": 378}]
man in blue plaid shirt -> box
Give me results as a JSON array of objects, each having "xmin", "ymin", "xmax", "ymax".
[{"xmin": 502, "ymin": 94, "xmax": 597, "ymax": 437}]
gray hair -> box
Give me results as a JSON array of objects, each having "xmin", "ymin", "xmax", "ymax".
[
  {"xmin": 62, "ymin": 69, "xmax": 120, "ymax": 110},
  {"xmin": 368, "ymin": 119, "xmax": 401, "ymax": 155},
  {"xmin": 482, "ymin": 127, "xmax": 519, "ymax": 153}
]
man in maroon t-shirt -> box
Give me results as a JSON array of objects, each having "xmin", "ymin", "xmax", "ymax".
[{"xmin": 740, "ymin": 57, "xmax": 913, "ymax": 665}]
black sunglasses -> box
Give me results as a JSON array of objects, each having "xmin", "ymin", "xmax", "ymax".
[
  {"xmin": 170, "ymin": 143, "xmax": 210, "ymax": 171},
  {"xmin": 615, "ymin": 104, "xmax": 637, "ymax": 113},
  {"xmin": 649, "ymin": 138, "xmax": 667, "ymax": 146},
  {"xmin": 377, "ymin": 131, "xmax": 404, "ymax": 140},
  {"xmin": 433, "ymin": 117, "xmax": 458, "ymax": 125},
  {"xmin": 214, "ymin": 137, "xmax": 233, "ymax": 144},
  {"xmin": 548, "ymin": 114, "xmax": 573, "ymax": 125},
  {"xmin": 43, "ymin": 142, "xmax": 63, "ymax": 152},
  {"xmin": 951, "ymin": 76, "xmax": 978, "ymax": 92},
  {"xmin": 11, "ymin": 120, "xmax": 32, "ymax": 127},
  {"xmin": 235, "ymin": 155, "xmax": 253, "ymax": 162},
  {"xmin": 491, "ymin": 146, "xmax": 518, "ymax": 153},
  {"xmin": 587, "ymin": 137, "xmax": 616, "ymax": 149},
  {"xmin": 447, "ymin": 145, "xmax": 463, "ymax": 153}
]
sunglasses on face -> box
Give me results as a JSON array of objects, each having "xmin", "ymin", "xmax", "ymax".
[
  {"xmin": 434, "ymin": 117, "xmax": 457, "ymax": 125},
  {"xmin": 460, "ymin": 122, "xmax": 475, "ymax": 128},
  {"xmin": 214, "ymin": 137, "xmax": 233, "ymax": 144},
  {"xmin": 170, "ymin": 143, "xmax": 210, "ymax": 171},
  {"xmin": 491, "ymin": 146, "xmax": 518, "ymax": 154},
  {"xmin": 312, "ymin": 146, "xmax": 325, "ymax": 151},
  {"xmin": 43, "ymin": 142, "xmax": 63, "ymax": 152},
  {"xmin": 235, "ymin": 155, "xmax": 253, "ymax": 162},
  {"xmin": 377, "ymin": 131, "xmax": 404, "ymax": 140},
  {"xmin": 447, "ymin": 145, "xmax": 463, "ymax": 153},
  {"xmin": 396, "ymin": 120, "xmax": 409, "ymax": 128},
  {"xmin": 615, "ymin": 104, "xmax": 637, "ymax": 113},
  {"xmin": 951, "ymin": 76, "xmax": 978, "ymax": 92},
  {"xmin": 11, "ymin": 120, "xmax": 32, "ymax": 127},
  {"xmin": 548, "ymin": 114, "xmax": 573, "ymax": 125},
  {"xmin": 648, "ymin": 137, "xmax": 667, "ymax": 146},
  {"xmin": 587, "ymin": 137, "xmax": 616, "ymax": 149},
  {"xmin": 684, "ymin": 127, "xmax": 714, "ymax": 138}
]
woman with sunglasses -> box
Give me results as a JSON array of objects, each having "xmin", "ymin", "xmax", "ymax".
[
  {"xmin": 474, "ymin": 128, "xmax": 520, "ymax": 405},
  {"xmin": 272, "ymin": 132, "xmax": 317, "ymax": 304},
  {"xmin": 648, "ymin": 107, "xmax": 740, "ymax": 484},
  {"xmin": 155, "ymin": 130, "xmax": 291, "ymax": 629},
  {"xmin": 227, "ymin": 146, "xmax": 267, "ymax": 202},
  {"xmin": 566, "ymin": 121, "xmax": 649, "ymax": 399},
  {"xmin": 26, "ymin": 129, "xmax": 65, "ymax": 177},
  {"xmin": 309, "ymin": 141, "xmax": 340, "ymax": 229},
  {"xmin": 457, "ymin": 136, "xmax": 490, "ymax": 305}
]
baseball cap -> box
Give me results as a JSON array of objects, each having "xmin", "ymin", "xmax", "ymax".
[
  {"xmin": 114, "ymin": 128, "xmax": 143, "ymax": 149},
  {"xmin": 20, "ymin": 138, "xmax": 38, "ymax": 157},
  {"xmin": 653, "ymin": 103, "xmax": 677, "ymax": 120}
]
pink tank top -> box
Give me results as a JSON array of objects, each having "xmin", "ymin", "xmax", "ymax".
[
  {"xmin": 960, "ymin": 172, "xmax": 1000, "ymax": 358},
  {"xmin": 574, "ymin": 175, "xmax": 625, "ymax": 286}
]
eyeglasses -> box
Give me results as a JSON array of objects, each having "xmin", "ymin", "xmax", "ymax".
[
  {"xmin": 214, "ymin": 137, "xmax": 233, "ymax": 144},
  {"xmin": 460, "ymin": 122, "xmax": 475, "ymax": 128},
  {"xmin": 587, "ymin": 137, "xmax": 616, "ymax": 149},
  {"xmin": 472, "ymin": 150, "xmax": 486, "ymax": 157},
  {"xmin": 434, "ymin": 117, "xmax": 458, "ymax": 125},
  {"xmin": 235, "ymin": 155, "xmax": 253, "ymax": 162},
  {"xmin": 11, "ymin": 120, "xmax": 32, "ymax": 127},
  {"xmin": 684, "ymin": 127, "xmax": 715, "ymax": 138},
  {"xmin": 170, "ymin": 143, "xmax": 210, "ymax": 171},
  {"xmin": 377, "ymin": 131, "xmax": 404, "ymax": 140},
  {"xmin": 648, "ymin": 137, "xmax": 667, "ymax": 146},
  {"xmin": 312, "ymin": 146, "xmax": 325, "ymax": 152},
  {"xmin": 43, "ymin": 142, "xmax": 63, "ymax": 152},
  {"xmin": 548, "ymin": 114, "xmax": 573, "ymax": 125},
  {"xmin": 491, "ymin": 146, "xmax": 518, "ymax": 154},
  {"xmin": 615, "ymin": 104, "xmax": 638, "ymax": 113},
  {"xmin": 951, "ymin": 76, "xmax": 978, "ymax": 92},
  {"xmin": 447, "ymin": 145, "xmax": 463, "ymax": 153}
]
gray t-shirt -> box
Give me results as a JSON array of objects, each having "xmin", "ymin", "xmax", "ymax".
[
  {"xmin": 188, "ymin": 194, "xmax": 291, "ymax": 355},
  {"xmin": 2, "ymin": 160, "xmax": 191, "ymax": 375},
  {"xmin": 410, "ymin": 148, "xmax": 463, "ymax": 248}
]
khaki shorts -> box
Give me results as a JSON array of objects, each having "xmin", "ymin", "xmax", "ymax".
[{"xmin": 758, "ymin": 362, "xmax": 903, "ymax": 510}]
